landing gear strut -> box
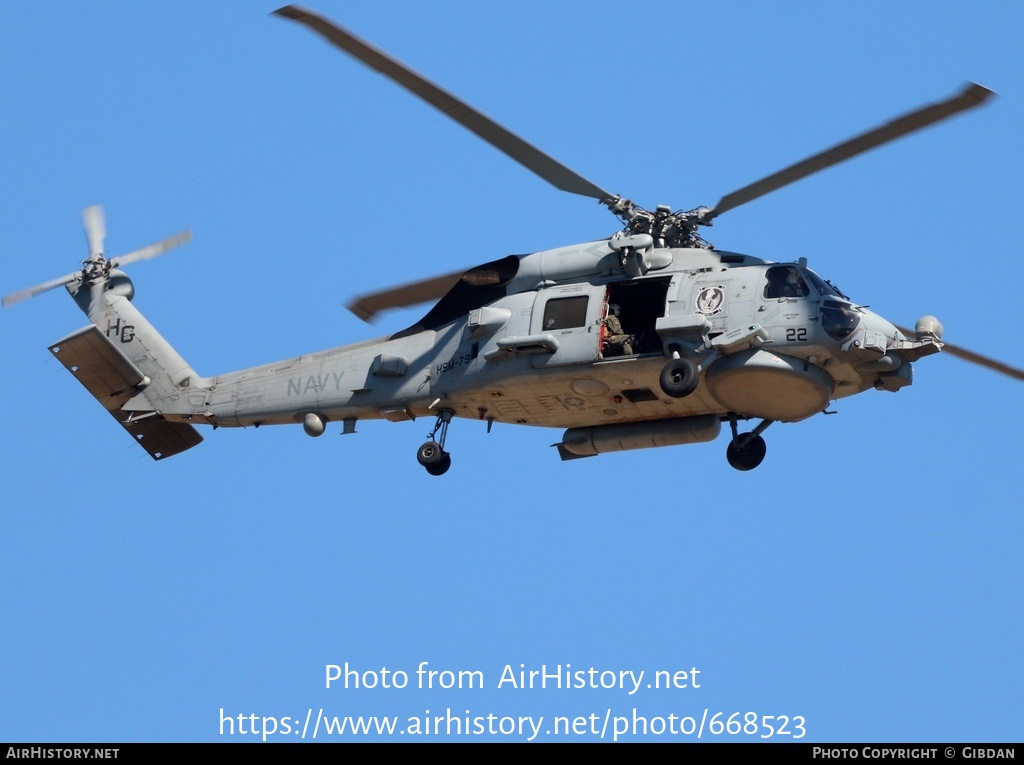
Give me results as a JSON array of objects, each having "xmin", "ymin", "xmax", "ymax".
[
  {"xmin": 725, "ymin": 415, "xmax": 773, "ymax": 471},
  {"xmin": 417, "ymin": 409, "xmax": 454, "ymax": 476}
]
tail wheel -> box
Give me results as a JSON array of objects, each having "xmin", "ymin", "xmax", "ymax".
[{"xmin": 726, "ymin": 435, "xmax": 767, "ymax": 471}]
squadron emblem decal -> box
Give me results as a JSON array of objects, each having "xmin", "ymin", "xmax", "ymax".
[{"xmin": 695, "ymin": 285, "xmax": 726, "ymax": 316}]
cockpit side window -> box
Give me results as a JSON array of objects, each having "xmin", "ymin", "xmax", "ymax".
[{"xmin": 764, "ymin": 266, "xmax": 810, "ymax": 299}]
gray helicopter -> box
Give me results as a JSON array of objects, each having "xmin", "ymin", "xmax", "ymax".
[{"xmin": 6, "ymin": 5, "xmax": 1021, "ymax": 475}]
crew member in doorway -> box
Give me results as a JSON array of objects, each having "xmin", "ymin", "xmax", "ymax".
[{"xmin": 603, "ymin": 304, "xmax": 634, "ymax": 356}]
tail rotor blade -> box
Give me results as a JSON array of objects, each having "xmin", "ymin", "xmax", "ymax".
[
  {"xmin": 2, "ymin": 271, "xmax": 82, "ymax": 309},
  {"xmin": 81, "ymin": 204, "xmax": 106, "ymax": 259},
  {"xmin": 110, "ymin": 230, "xmax": 193, "ymax": 269},
  {"xmin": 4, "ymin": 211, "xmax": 191, "ymax": 309}
]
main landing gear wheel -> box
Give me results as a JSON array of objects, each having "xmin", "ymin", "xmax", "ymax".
[
  {"xmin": 416, "ymin": 440, "xmax": 452, "ymax": 475},
  {"xmin": 726, "ymin": 434, "xmax": 767, "ymax": 471},
  {"xmin": 659, "ymin": 357, "xmax": 699, "ymax": 398},
  {"xmin": 418, "ymin": 408, "xmax": 455, "ymax": 476},
  {"xmin": 417, "ymin": 441, "xmax": 445, "ymax": 467},
  {"xmin": 424, "ymin": 452, "xmax": 452, "ymax": 476}
]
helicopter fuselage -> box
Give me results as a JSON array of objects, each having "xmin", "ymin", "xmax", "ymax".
[{"xmin": 61, "ymin": 239, "xmax": 938, "ymax": 465}]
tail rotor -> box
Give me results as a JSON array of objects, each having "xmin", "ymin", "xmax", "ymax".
[{"xmin": 3, "ymin": 205, "xmax": 191, "ymax": 308}]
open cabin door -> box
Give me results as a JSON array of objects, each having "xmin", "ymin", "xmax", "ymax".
[{"xmin": 603, "ymin": 278, "xmax": 671, "ymax": 357}]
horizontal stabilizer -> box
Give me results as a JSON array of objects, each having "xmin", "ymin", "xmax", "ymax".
[
  {"xmin": 110, "ymin": 416, "xmax": 204, "ymax": 461},
  {"xmin": 49, "ymin": 326, "xmax": 202, "ymax": 460},
  {"xmin": 50, "ymin": 326, "xmax": 147, "ymax": 402}
]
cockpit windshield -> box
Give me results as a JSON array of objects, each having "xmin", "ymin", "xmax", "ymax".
[{"xmin": 803, "ymin": 268, "xmax": 845, "ymax": 298}]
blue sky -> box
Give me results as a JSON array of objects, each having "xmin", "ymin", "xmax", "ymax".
[{"xmin": 1, "ymin": 1, "xmax": 1021, "ymax": 743}]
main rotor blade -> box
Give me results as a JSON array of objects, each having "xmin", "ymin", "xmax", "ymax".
[
  {"xmin": 348, "ymin": 269, "xmax": 465, "ymax": 323},
  {"xmin": 942, "ymin": 342, "xmax": 1024, "ymax": 381},
  {"xmin": 707, "ymin": 83, "xmax": 995, "ymax": 221},
  {"xmin": 82, "ymin": 204, "xmax": 106, "ymax": 259},
  {"xmin": 2, "ymin": 271, "xmax": 81, "ymax": 308},
  {"xmin": 896, "ymin": 325, "xmax": 1023, "ymax": 381},
  {"xmin": 273, "ymin": 5, "xmax": 614, "ymax": 202},
  {"xmin": 109, "ymin": 230, "xmax": 192, "ymax": 269}
]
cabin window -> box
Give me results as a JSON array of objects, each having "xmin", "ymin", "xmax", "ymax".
[
  {"xmin": 542, "ymin": 296, "xmax": 589, "ymax": 330},
  {"xmin": 764, "ymin": 266, "xmax": 810, "ymax": 299}
]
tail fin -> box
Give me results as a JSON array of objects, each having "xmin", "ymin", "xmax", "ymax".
[
  {"xmin": 8, "ymin": 205, "xmax": 203, "ymax": 460},
  {"xmin": 55, "ymin": 277, "xmax": 208, "ymax": 460}
]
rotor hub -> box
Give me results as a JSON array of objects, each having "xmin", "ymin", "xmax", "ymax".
[{"xmin": 604, "ymin": 197, "xmax": 714, "ymax": 249}]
